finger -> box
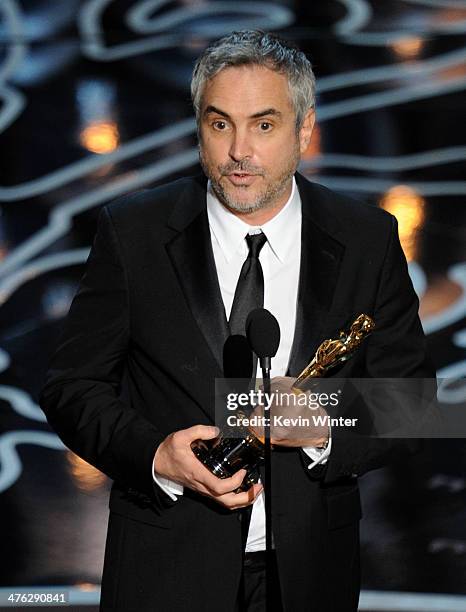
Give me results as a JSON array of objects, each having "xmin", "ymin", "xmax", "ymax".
[
  {"xmin": 270, "ymin": 376, "xmax": 287, "ymax": 390},
  {"xmin": 270, "ymin": 438, "xmax": 292, "ymax": 447},
  {"xmin": 185, "ymin": 455, "xmax": 248, "ymax": 496},
  {"xmin": 271, "ymin": 376, "xmax": 287, "ymax": 384},
  {"xmin": 249, "ymin": 483, "xmax": 264, "ymax": 501},
  {"xmin": 212, "ymin": 484, "xmax": 262, "ymax": 509},
  {"xmin": 200, "ymin": 468, "xmax": 248, "ymax": 496},
  {"xmin": 192, "ymin": 476, "xmax": 252, "ymax": 507},
  {"xmin": 196, "ymin": 481, "xmax": 264, "ymax": 506},
  {"xmin": 213, "ymin": 487, "xmax": 254, "ymax": 510},
  {"xmin": 181, "ymin": 455, "xmax": 226, "ymax": 490},
  {"xmin": 182, "ymin": 424, "xmax": 220, "ymax": 443},
  {"xmin": 270, "ymin": 430, "xmax": 289, "ymax": 441}
]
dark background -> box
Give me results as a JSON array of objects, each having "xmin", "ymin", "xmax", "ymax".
[{"xmin": 0, "ymin": 1, "xmax": 465, "ymax": 610}]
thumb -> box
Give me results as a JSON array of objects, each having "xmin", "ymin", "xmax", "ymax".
[{"xmin": 186, "ymin": 424, "xmax": 220, "ymax": 442}]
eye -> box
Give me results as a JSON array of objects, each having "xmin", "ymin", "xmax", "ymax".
[
  {"xmin": 212, "ymin": 120, "xmax": 227, "ymax": 130},
  {"xmin": 259, "ymin": 121, "xmax": 272, "ymax": 131}
]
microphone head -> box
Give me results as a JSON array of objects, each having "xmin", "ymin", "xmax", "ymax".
[
  {"xmin": 223, "ymin": 334, "xmax": 253, "ymax": 380},
  {"xmin": 246, "ymin": 308, "xmax": 280, "ymax": 358}
]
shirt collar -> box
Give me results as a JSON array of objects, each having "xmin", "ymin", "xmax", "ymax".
[{"xmin": 207, "ymin": 176, "xmax": 301, "ymax": 263}]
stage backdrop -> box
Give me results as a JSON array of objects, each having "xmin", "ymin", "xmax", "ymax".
[{"xmin": 0, "ymin": 1, "xmax": 465, "ymax": 610}]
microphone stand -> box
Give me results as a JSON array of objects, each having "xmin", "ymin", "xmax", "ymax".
[{"xmin": 259, "ymin": 356, "xmax": 273, "ymax": 610}]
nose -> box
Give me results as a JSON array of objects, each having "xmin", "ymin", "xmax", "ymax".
[{"xmin": 228, "ymin": 128, "xmax": 253, "ymax": 162}]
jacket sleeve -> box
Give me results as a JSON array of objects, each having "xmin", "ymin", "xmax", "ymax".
[
  {"xmin": 305, "ymin": 215, "xmax": 437, "ymax": 483},
  {"xmin": 39, "ymin": 205, "xmax": 172, "ymax": 506}
]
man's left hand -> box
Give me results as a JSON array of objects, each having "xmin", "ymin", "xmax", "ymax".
[{"xmin": 251, "ymin": 376, "xmax": 330, "ymax": 448}]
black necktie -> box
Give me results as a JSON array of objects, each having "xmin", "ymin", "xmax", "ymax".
[
  {"xmin": 229, "ymin": 232, "xmax": 267, "ymax": 554},
  {"xmin": 229, "ymin": 232, "xmax": 267, "ymax": 336}
]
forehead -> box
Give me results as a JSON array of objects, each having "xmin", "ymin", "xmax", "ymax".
[{"xmin": 201, "ymin": 65, "xmax": 293, "ymax": 116}]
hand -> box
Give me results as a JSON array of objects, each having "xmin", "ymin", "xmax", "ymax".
[
  {"xmin": 251, "ymin": 376, "xmax": 330, "ymax": 448},
  {"xmin": 153, "ymin": 424, "xmax": 263, "ymax": 510}
]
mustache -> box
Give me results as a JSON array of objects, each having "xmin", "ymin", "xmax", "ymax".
[{"xmin": 219, "ymin": 161, "xmax": 264, "ymax": 175}]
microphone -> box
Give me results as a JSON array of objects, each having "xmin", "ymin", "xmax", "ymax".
[
  {"xmin": 245, "ymin": 308, "xmax": 280, "ymax": 604},
  {"xmin": 223, "ymin": 334, "xmax": 254, "ymax": 381},
  {"xmin": 246, "ymin": 308, "xmax": 280, "ymax": 377}
]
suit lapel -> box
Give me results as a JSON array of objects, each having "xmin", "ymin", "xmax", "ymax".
[
  {"xmin": 165, "ymin": 176, "xmax": 229, "ymax": 374},
  {"xmin": 287, "ymin": 174, "xmax": 346, "ymax": 377}
]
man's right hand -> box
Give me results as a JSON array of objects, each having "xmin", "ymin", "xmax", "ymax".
[{"xmin": 153, "ymin": 424, "xmax": 263, "ymax": 510}]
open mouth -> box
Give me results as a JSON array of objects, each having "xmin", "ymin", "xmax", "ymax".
[{"xmin": 226, "ymin": 173, "xmax": 258, "ymax": 186}]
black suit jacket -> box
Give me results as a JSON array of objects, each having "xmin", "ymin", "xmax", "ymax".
[{"xmin": 39, "ymin": 172, "xmax": 434, "ymax": 611}]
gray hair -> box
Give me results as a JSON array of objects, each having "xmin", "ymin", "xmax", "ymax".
[{"xmin": 191, "ymin": 30, "xmax": 316, "ymax": 131}]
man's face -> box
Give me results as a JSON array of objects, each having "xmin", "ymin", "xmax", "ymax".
[{"xmin": 198, "ymin": 65, "xmax": 315, "ymax": 215}]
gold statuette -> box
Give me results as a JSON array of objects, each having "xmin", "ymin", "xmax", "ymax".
[{"xmin": 292, "ymin": 314, "xmax": 375, "ymax": 391}]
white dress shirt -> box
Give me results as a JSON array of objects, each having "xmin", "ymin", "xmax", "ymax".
[{"xmin": 153, "ymin": 176, "xmax": 331, "ymax": 552}]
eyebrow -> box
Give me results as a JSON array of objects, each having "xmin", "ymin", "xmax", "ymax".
[
  {"xmin": 250, "ymin": 108, "xmax": 282, "ymax": 119},
  {"xmin": 203, "ymin": 105, "xmax": 282, "ymax": 120}
]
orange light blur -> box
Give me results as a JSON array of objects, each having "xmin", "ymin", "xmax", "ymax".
[
  {"xmin": 437, "ymin": 8, "xmax": 466, "ymax": 24},
  {"xmin": 66, "ymin": 451, "xmax": 107, "ymax": 491},
  {"xmin": 80, "ymin": 121, "xmax": 119, "ymax": 154},
  {"xmin": 441, "ymin": 64, "xmax": 466, "ymax": 80},
  {"xmin": 74, "ymin": 582, "xmax": 100, "ymax": 592},
  {"xmin": 391, "ymin": 37, "xmax": 424, "ymax": 60},
  {"xmin": 379, "ymin": 185, "xmax": 426, "ymax": 262},
  {"xmin": 419, "ymin": 276, "xmax": 463, "ymax": 319}
]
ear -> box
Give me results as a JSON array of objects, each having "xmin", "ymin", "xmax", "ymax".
[{"xmin": 299, "ymin": 109, "xmax": 316, "ymax": 154}]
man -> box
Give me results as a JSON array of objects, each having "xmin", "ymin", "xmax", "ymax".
[{"xmin": 39, "ymin": 31, "xmax": 434, "ymax": 611}]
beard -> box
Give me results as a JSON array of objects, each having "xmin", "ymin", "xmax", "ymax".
[{"xmin": 199, "ymin": 144, "xmax": 300, "ymax": 214}]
